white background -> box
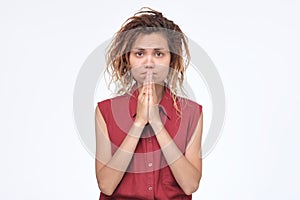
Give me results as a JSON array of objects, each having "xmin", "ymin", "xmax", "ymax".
[{"xmin": 1, "ymin": 0, "xmax": 300, "ymax": 199}]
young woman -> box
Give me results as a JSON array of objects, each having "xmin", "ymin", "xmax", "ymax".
[{"xmin": 95, "ymin": 8, "xmax": 203, "ymax": 200}]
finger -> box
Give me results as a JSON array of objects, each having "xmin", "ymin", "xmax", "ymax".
[
  {"xmin": 151, "ymin": 81, "xmax": 155, "ymax": 95},
  {"xmin": 148, "ymin": 81, "xmax": 153, "ymax": 98},
  {"xmin": 148, "ymin": 71, "xmax": 152, "ymax": 85},
  {"xmin": 146, "ymin": 71, "xmax": 151, "ymax": 97},
  {"xmin": 144, "ymin": 70, "xmax": 150, "ymax": 86},
  {"xmin": 149, "ymin": 71, "xmax": 153, "ymax": 83},
  {"xmin": 138, "ymin": 85, "xmax": 145, "ymax": 96},
  {"xmin": 149, "ymin": 83, "xmax": 155, "ymax": 104},
  {"xmin": 146, "ymin": 72, "xmax": 152, "ymax": 122},
  {"xmin": 138, "ymin": 84, "xmax": 147, "ymax": 101},
  {"xmin": 149, "ymin": 74, "xmax": 155, "ymax": 100},
  {"xmin": 147, "ymin": 70, "xmax": 153, "ymax": 88}
]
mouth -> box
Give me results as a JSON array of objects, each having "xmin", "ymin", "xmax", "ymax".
[{"xmin": 141, "ymin": 72, "xmax": 156, "ymax": 75}]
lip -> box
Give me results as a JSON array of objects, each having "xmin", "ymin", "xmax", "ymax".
[{"xmin": 141, "ymin": 72, "xmax": 156, "ymax": 75}]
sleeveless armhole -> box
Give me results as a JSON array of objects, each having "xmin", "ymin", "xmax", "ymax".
[
  {"xmin": 96, "ymin": 99, "xmax": 112, "ymax": 143},
  {"xmin": 97, "ymin": 99, "xmax": 111, "ymax": 125},
  {"xmin": 186, "ymin": 103, "xmax": 203, "ymax": 149}
]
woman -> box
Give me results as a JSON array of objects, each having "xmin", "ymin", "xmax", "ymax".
[{"xmin": 95, "ymin": 8, "xmax": 203, "ymax": 200}]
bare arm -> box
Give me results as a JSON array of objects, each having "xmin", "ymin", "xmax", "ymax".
[
  {"xmin": 95, "ymin": 84, "xmax": 148, "ymax": 196},
  {"xmin": 145, "ymin": 75, "xmax": 203, "ymax": 195},
  {"xmin": 152, "ymin": 112, "xmax": 203, "ymax": 195},
  {"xmin": 95, "ymin": 106, "xmax": 144, "ymax": 196},
  {"xmin": 146, "ymin": 76, "xmax": 203, "ymax": 195}
]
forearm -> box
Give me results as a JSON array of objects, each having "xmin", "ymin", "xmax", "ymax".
[
  {"xmin": 155, "ymin": 127, "xmax": 201, "ymax": 195},
  {"xmin": 96, "ymin": 122, "xmax": 143, "ymax": 195}
]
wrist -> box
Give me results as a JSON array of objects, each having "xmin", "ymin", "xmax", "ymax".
[
  {"xmin": 134, "ymin": 119, "xmax": 146, "ymax": 128},
  {"xmin": 128, "ymin": 121, "xmax": 145, "ymax": 138},
  {"xmin": 150, "ymin": 121, "xmax": 164, "ymax": 134}
]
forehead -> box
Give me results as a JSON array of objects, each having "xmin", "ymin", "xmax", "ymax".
[{"xmin": 131, "ymin": 32, "xmax": 169, "ymax": 49}]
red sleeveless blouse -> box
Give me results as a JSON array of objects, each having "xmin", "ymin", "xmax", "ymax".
[{"xmin": 97, "ymin": 86, "xmax": 202, "ymax": 200}]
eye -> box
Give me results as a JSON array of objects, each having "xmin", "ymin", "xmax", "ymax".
[
  {"xmin": 135, "ymin": 51, "xmax": 144, "ymax": 57},
  {"xmin": 155, "ymin": 51, "xmax": 164, "ymax": 57}
]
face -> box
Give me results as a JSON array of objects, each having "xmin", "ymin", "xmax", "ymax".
[{"xmin": 129, "ymin": 32, "xmax": 171, "ymax": 85}]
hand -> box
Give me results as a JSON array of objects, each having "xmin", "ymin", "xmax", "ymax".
[
  {"xmin": 147, "ymin": 75, "xmax": 161, "ymax": 126},
  {"xmin": 148, "ymin": 82, "xmax": 164, "ymax": 134},
  {"xmin": 145, "ymin": 72, "xmax": 165, "ymax": 131},
  {"xmin": 135, "ymin": 82, "xmax": 148, "ymax": 127},
  {"xmin": 135, "ymin": 71, "xmax": 162, "ymax": 125},
  {"xmin": 135, "ymin": 72, "xmax": 163, "ymax": 133}
]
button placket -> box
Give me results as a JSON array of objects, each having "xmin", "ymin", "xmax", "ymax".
[{"xmin": 145, "ymin": 129, "xmax": 154, "ymax": 198}]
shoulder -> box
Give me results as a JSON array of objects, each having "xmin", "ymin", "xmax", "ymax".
[
  {"xmin": 97, "ymin": 93, "xmax": 130, "ymax": 108},
  {"xmin": 96, "ymin": 94, "xmax": 128, "ymax": 122},
  {"xmin": 177, "ymin": 96, "xmax": 202, "ymax": 114},
  {"xmin": 97, "ymin": 93, "xmax": 134, "ymax": 116}
]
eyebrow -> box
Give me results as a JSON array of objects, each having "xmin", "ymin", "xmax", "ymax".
[{"xmin": 131, "ymin": 47, "xmax": 168, "ymax": 51}]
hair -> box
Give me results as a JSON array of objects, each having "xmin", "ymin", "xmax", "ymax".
[{"xmin": 105, "ymin": 7, "xmax": 190, "ymax": 115}]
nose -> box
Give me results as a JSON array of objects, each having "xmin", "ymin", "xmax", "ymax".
[{"xmin": 144, "ymin": 54, "xmax": 154, "ymax": 69}]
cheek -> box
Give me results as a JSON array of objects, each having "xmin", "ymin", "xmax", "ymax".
[
  {"xmin": 130, "ymin": 67, "xmax": 144, "ymax": 83},
  {"xmin": 154, "ymin": 67, "xmax": 169, "ymax": 82},
  {"xmin": 128, "ymin": 54, "xmax": 134, "ymax": 66},
  {"xmin": 129, "ymin": 53, "xmax": 137, "ymax": 66},
  {"xmin": 163, "ymin": 55, "xmax": 171, "ymax": 68},
  {"xmin": 162, "ymin": 67, "xmax": 170, "ymax": 76},
  {"xmin": 130, "ymin": 70, "xmax": 139, "ymax": 78},
  {"xmin": 129, "ymin": 54, "xmax": 143, "ymax": 68}
]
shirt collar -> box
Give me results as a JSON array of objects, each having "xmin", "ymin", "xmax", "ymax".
[{"xmin": 128, "ymin": 83, "xmax": 176, "ymax": 120}]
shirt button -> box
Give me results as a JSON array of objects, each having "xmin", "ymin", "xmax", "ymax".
[
  {"xmin": 148, "ymin": 162, "xmax": 153, "ymax": 167},
  {"xmin": 148, "ymin": 186, "xmax": 153, "ymax": 191}
]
